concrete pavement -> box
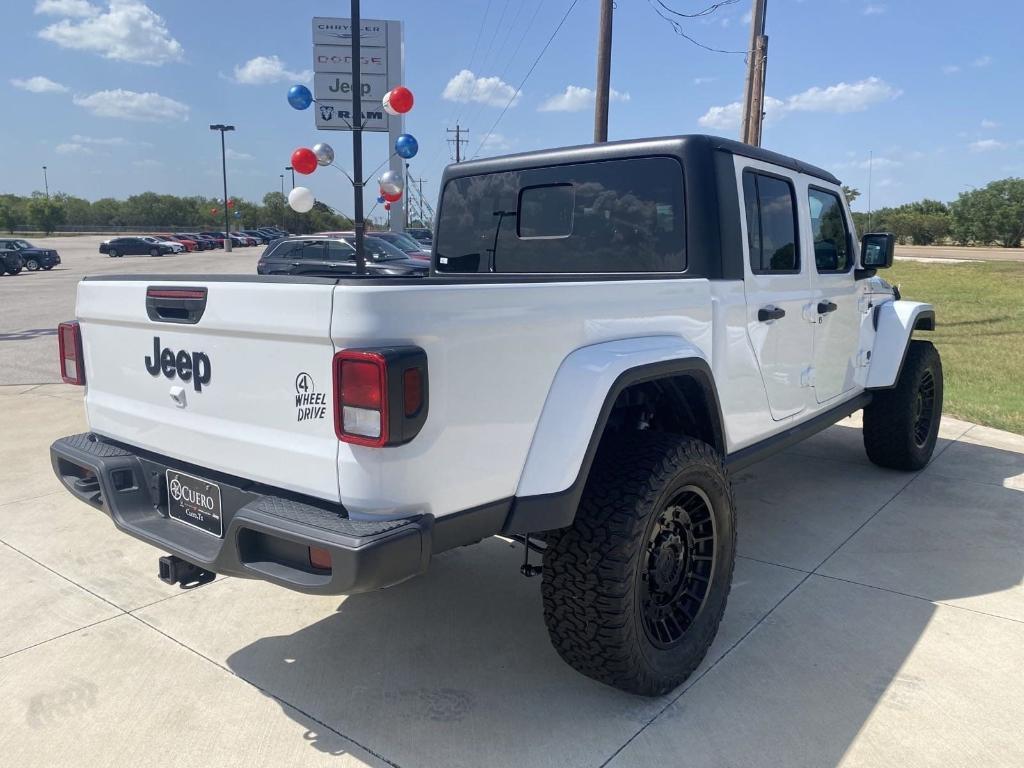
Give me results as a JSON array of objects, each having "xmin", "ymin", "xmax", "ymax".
[{"xmin": 2, "ymin": 386, "xmax": 1022, "ymax": 767}]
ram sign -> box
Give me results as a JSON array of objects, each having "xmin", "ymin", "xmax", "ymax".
[{"xmin": 311, "ymin": 17, "xmax": 402, "ymax": 133}]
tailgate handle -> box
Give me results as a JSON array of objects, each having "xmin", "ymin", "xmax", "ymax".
[{"xmin": 146, "ymin": 287, "xmax": 208, "ymax": 324}]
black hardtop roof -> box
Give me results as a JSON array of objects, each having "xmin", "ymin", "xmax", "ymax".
[{"xmin": 441, "ymin": 133, "xmax": 839, "ymax": 186}]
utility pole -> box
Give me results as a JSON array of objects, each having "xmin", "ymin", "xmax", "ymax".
[
  {"xmin": 404, "ymin": 161, "xmax": 410, "ymax": 229},
  {"xmin": 42, "ymin": 166, "xmax": 50, "ymax": 199},
  {"xmin": 594, "ymin": 0, "xmax": 613, "ymax": 142},
  {"xmin": 740, "ymin": 0, "xmax": 768, "ymax": 147},
  {"xmin": 209, "ymin": 124, "xmax": 235, "ymax": 251},
  {"xmin": 447, "ymin": 125, "xmax": 469, "ymax": 162},
  {"xmin": 416, "ymin": 176, "xmax": 427, "ymax": 224},
  {"xmin": 348, "ymin": 0, "xmax": 367, "ymax": 272}
]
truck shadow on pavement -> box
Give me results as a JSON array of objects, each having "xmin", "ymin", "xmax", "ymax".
[{"xmin": 225, "ymin": 424, "xmax": 1024, "ymax": 768}]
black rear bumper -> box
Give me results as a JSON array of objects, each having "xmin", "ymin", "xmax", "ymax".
[{"xmin": 50, "ymin": 433, "xmax": 433, "ymax": 595}]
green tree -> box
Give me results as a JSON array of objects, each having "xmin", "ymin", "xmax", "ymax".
[
  {"xmin": 951, "ymin": 179, "xmax": 1024, "ymax": 247},
  {"xmin": 0, "ymin": 197, "xmax": 22, "ymax": 233},
  {"xmin": 27, "ymin": 195, "xmax": 67, "ymax": 234},
  {"xmin": 842, "ymin": 185, "xmax": 860, "ymax": 205}
]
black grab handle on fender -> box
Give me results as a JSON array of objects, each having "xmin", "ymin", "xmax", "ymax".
[{"xmin": 758, "ymin": 306, "xmax": 786, "ymax": 322}]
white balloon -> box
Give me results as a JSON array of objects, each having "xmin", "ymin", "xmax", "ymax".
[
  {"xmin": 288, "ymin": 186, "xmax": 315, "ymax": 213},
  {"xmin": 379, "ymin": 169, "xmax": 404, "ymax": 196},
  {"xmin": 312, "ymin": 142, "xmax": 335, "ymax": 166}
]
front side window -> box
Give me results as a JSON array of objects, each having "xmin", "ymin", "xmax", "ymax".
[
  {"xmin": 743, "ymin": 170, "xmax": 799, "ymax": 273},
  {"xmin": 807, "ymin": 188, "xmax": 851, "ymax": 272},
  {"xmin": 435, "ymin": 156, "xmax": 685, "ymax": 274}
]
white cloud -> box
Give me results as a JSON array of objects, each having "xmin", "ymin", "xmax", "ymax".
[
  {"xmin": 972, "ymin": 55, "xmax": 993, "ymax": 67},
  {"xmin": 942, "ymin": 65, "xmax": 960, "ymax": 74},
  {"xmin": 132, "ymin": 158, "xmax": 162, "ymax": 168},
  {"xmin": 10, "ymin": 75, "xmax": 68, "ymax": 93},
  {"xmin": 69, "ymin": 133, "xmax": 128, "ymax": 145},
  {"xmin": 442, "ymin": 69, "xmax": 519, "ymax": 108},
  {"xmin": 232, "ymin": 55, "xmax": 311, "ymax": 85},
  {"xmin": 741, "ymin": 9, "xmax": 752, "ymax": 23},
  {"xmin": 538, "ymin": 85, "xmax": 630, "ymax": 112},
  {"xmin": 980, "ymin": 119, "xmax": 999, "ymax": 129},
  {"xmin": 699, "ymin": 77, "xmax": 900, "ymax": 130},
  {"xmin": 73, "ymin": 88, "xmax": 189, "ymax": 121},
  {"xmin": 225, "ymin": 148, "xmax": 253, "ymax": 161},
  {"xmin": 38, "ymin": 1, "xmax": 183, "ymax": 66},
  {"xmin": 56, "ymin": 142, "xmax": 93, "ymax": 155},
  {"xmin": 478, "ymin": 132, "xmax": 514, "ymax": 153},
  {"xmin": 838, "ymin": 156, "xmax": 902, "ymax": 170},
  {"xmin": 969, "ymin": 139, "xmax": 1006, "ymax": 152},
  {"xmin": 35, "ymin": 0, "xmax": 98, "ymax": 17},
  {"xmin": 693, "ymin": 76, "xmax": 716, "ymax": 85},
  {"xmin": 863, "ymin": 3, "xmax": 885, "ymax": 14}
]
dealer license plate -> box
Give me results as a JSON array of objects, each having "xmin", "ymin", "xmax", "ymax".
[{"xmin": 166, "ymin": 469, "xmax": 223, "ymax": 537}]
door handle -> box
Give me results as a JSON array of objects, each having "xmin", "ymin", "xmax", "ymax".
[
  {"xmin": 817, "ymin": 300, "xmax": 838, "ymax": 315},
  {"xmin": 758, "ymin": 306, "xmax": 786, "ymax": 322},
  {"xmin": 290, "ymin": 262, "xmax": 302, "ymax": 267}
]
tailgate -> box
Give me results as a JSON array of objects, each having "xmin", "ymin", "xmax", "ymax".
[{"xmin": 77, "ymin": 278, "xmax": 340, "ymax": 501}]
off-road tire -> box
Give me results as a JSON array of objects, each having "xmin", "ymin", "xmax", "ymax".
[
  {"xmin": 542, "ymin": 433, "xmax": 736, "ymax": 696},
  {"xmin": 864, "ymin": 340, "xmax": 943, "ymax": 470}
]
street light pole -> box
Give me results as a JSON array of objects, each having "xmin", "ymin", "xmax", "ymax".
[
  {"xmin": 280, "ymin": 174, "xmax": 285, "ymax": 196},
  {"xmin": 350, "ymin": 0, "xmax": 366, "ymax": 274},
  {"xmin": 42, "ymin": 166, "xmax": 49, "ymax": 199},
  {"xmin": 285, "ymin": 166, "xmax": 295, "ymax": 189},
  {"xmin": 209, "ymin": 124, "xmax": 235, "ymax": 251}
]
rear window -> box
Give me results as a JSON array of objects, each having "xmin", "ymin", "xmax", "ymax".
[
  {"xmin": 267, "ymin": 239, "xmax": 325, "ymax": 260},
  {"xmin": 435, "ymin": 156, "xmax": 685, "ymax": 274}
]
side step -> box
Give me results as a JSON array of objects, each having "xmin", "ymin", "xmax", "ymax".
[{"xmin": 158, "ymin": 555, "xmax": 215, "ymax": 588}]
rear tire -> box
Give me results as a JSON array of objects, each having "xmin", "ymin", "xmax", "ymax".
[
  {"xmin": 864, "ymin": 340, "xmax": 943, "ymax": 470},
  {"xmin": 8, "ymin": 266, "xmax": 21, "ymax": 275},
  {"xmin": 542, "ymin": 433, "xmax": 736, "ymax": 696},
  {"xmin": 150, "ymin": 248, "xmax": 160, "ymax": 257}
]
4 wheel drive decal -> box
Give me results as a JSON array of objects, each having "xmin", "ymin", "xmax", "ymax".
[
  {"xmin": 294, "ymin": 371, "xmax": 327, "ymax": 421},
  {"xmin": 145, "ymin": 337, "xmax": 211, "ymax": 392}
]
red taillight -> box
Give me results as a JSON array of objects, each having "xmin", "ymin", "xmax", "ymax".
[
  {"xmin": 333, "ymin": 347, "xmax": 428, "ymax": 448},
  {"xmin": 58, "ymin": 321, "xmax": 85, "ymax": 385},
  {"xmin": 308, "ymin": 546, "xmax": 332, "ymax": 571},
  {"xmin": 335, "ymin": 351, "xmax": 388, "ymax": 446}
]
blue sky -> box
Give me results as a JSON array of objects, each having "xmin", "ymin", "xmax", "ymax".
[{"xmin": 2, "ymin": 0, "xmax": 1022, "ymax": 219}]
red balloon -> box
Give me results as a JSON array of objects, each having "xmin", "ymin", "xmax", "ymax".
[
  {"xmin": 384, "ymin": 86, "xmax": 414, "ymax": 114},
  {"xmin": 227, "ymin": 199, "xmax": 234, "ymax": 208},
  {"xmin": 384, "ymin": 202, "xmax": 391, "ymax": 210},
  {"xmin": 382, "ymin": 190, "xmax": 402, "ymax": 203},
  {"xmin": 291, "ymin": 147, "xmax": 318, "ymax": 175}
]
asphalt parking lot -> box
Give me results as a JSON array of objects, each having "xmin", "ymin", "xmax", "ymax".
[
  {"xmin": 0, "ymin": 235, "xmax": 263, "ymax": 386},
  {"xmin": 1, "ymin": 236, "xmax": 1023, "ymax": 767}
]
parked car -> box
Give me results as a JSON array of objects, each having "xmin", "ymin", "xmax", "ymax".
[
  {"xmin": 0, "ymin": 248, "xmax": 24, "ymax": 275},
  {"xmin": 142, "ymin": 236, "xmax": 184, "ymax": 253},
  {"xmin": 256, "ymin": 235, "xmax": 428, "ymax": 276},
  {"xmin": 99, "ymin": 236, "xmax": 178, "ymax": 257},
  {"xmin": 238, "ymin": 229, "xmax": 272, "ymax": 245},
  {"xmin": 199, "ymin": 232, "xmax": 226, "ymax": 248},
  {"xmin": 154, "ymin": 234, "xmax": 195, "ymax": 252},
  {"xmin": 0, "ymin": 238, "xmax": 61, "ymax": 271},
  {"xmin": 49, "ymin": 134, "xmax": 936, "ymax": 697},
  {"xmin": 175, "ymin": 233, "xmax": 215, "ymax": 251},
  {"xmin": 367, "ymin": 231, "xmax": 431, "ymax": 261},
  {"xmin": 256, "ymin": 228, "xmax": 285, "ymax": 241},
  {"xmin": 405, "ymin": 227, "xmax": 433, "ymax": 246}
]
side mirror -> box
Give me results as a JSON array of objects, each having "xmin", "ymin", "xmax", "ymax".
[{"xmin": 861, "ymin": 232, "xmax": 895, "ymax": 269}]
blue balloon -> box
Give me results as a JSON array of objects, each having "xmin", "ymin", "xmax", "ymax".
[
  {"xmin": 376, "ymin": 195, "xmax": 386, "ymax": 204},
  {"xmin": 234, "ymin": 211, "xmax": 241, "ymax": 217},
  {"xmin": 395, "ymin": 133, "xmax": 419, "ymax": 159},
  {"xmin": 287, "ymin": 84, "xmax": 313, "ymax": 110}
]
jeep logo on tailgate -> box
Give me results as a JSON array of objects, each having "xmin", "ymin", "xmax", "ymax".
[{"xmin": 145, "ymin": 337, "xmax": 211, "ymax": 391}]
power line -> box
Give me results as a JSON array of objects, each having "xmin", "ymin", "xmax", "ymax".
[
  {"xmin": 472, "ymin": 0, "xmax": 582, "ymax": 159},
  {"xmin": 647, "ymin": 0, "xmax": 748, "ymax": 54},
  {"xmin": 653, "ymin": 0, "xmax": 742, "ymax": 19}
]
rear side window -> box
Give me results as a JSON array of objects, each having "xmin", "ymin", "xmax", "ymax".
[
  {"xmin": 807, "ymin": 188, "xmax": 852, "ymax": 272},
  {"xmin": 435, "ymin": 156, "xmax": 685, "ymax": 274},
  {"xmin": 268, "ymin": 239, "xmax": 324, "ymax": 260},
  {"xmin": 743, "ymin": 170, "xmax": 799, "ymax": 273}
]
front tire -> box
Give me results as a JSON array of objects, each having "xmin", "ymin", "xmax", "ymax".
[
  {"xmin": 108, "ymin": 248, "xmax": 118, "ymax": 258},
  {"xmin": 25, "ymin": 258, "xmax": 39, "ymax": 271},
  {"xmin": 542, "ymin": 434, "xmax": 736, "ymax": 696},
  {"xmin": 864, "ymin": 340, "xmax": 943, "ymax": 470}
]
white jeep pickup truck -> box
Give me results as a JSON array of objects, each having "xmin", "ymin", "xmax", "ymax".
[{"xmin": 51, "ymin": 135, "xmax": 940, "ymax": 696}]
